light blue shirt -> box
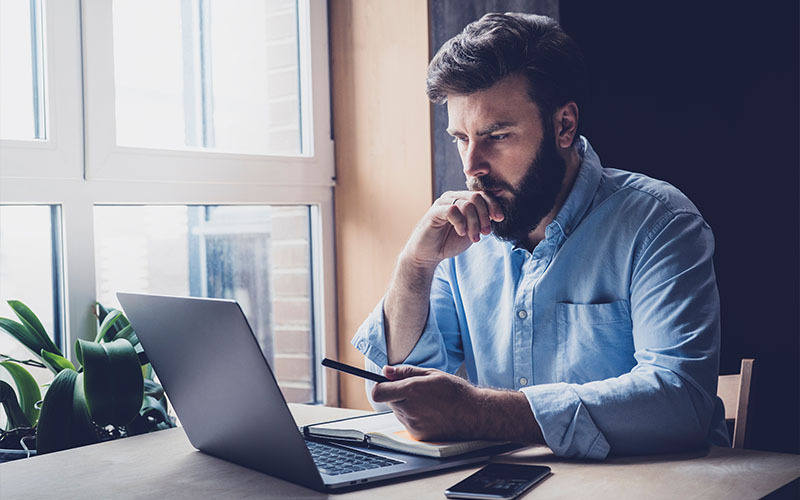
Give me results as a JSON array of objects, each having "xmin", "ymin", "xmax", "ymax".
[{"xmin": 352, "ymin": 137, "xmax": 730, "ymax": 459}]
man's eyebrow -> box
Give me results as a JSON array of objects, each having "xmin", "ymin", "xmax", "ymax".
[
  {"xmin": 477, "ymin": 122, "xmax": 516, "ymax": 136},
  {"xmin": 446, "ymin": 122, "xmax": 517, "ymax": 137}
]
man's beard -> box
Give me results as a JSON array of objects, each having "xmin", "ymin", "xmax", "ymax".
[{"xmin": 467, "ymin": 130, "xmax": 567, "ymax": 247}]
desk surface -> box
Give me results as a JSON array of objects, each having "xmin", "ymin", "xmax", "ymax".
[{"xmin": 1, "ymin": 404, "xmax": 798, "ymax": 500}]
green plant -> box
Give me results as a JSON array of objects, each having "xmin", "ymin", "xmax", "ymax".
[{"xmin": 0, "ymin": 300, "xmax": 175, "ymax": 455}]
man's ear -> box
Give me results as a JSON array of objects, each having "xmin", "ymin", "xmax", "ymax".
[{"xmin": 553, "ymin": 102, "xmax": 579, "ymax": 148}]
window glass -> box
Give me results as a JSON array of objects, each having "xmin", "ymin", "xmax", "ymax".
[
  {"xmin": 112, "ymin": 0, "xmax": 303, "ymax": 155},
  {"xmin": 93, "ymin": 205, "xmax": 315, "ymax": 403},
  {"xmin": 0, "ymin": 0, "xmax": 46, "ymax": 140},
  {"xmin": 0, "ymin": 206, "xmax": 59, "ymax": 391}
]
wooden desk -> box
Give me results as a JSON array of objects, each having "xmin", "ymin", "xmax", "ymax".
[{"xmin": 1, "ymin": 404, "xmax": 798, "ymax": 499}]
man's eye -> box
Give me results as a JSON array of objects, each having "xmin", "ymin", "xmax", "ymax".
[
  {"xmin": 490, "ymin": 133, "xmax": 509, "ymax": 141},
  {"xmin": 451, "ymin": 136, "xmax": 468, "ymax": 145}
]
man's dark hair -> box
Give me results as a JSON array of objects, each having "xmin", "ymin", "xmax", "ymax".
[{"xmin": 427, "ymin": 13, "xmax": 586, "ymax": 137}]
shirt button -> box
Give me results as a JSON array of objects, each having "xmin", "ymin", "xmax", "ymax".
[
  {"xmin": 519, "ymin": 377, "xmax": 528, "ymax": 386},
  {"xmin": 517, "ymin": 310, "xmax": 528, "ymax": 319}
]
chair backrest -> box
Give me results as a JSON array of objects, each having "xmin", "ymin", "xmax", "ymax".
[{"xmin": 717, "ymin": 358, "xmax": 754, "ymax": 448}]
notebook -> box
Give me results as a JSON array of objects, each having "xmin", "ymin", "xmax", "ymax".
[
  {"xmin": 117, "ymin": 292, "xmax": 517, "ymax": 491},
  {"xmin": 304, "ymin": 411, "xmax": 506, "ymax": 458}
]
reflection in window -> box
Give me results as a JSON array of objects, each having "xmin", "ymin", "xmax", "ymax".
[
  {"xmin": 112, "ymin": 0, "xmax": 303, "ymax": 155},
  {"xmin": 93, "ymin": 205, "xmax": 315, "ymax": 402}
]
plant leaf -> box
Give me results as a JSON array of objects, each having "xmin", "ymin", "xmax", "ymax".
[
  {"xmin": 95, "ymin": 304, "xmax": 130, "ymax": 342},
  {"xmin": 143, "ymin": 379, "xmax": 164, "ymax": 400},
  {"xmin": 7, "ymin": 300, "xmax": 61, "ymax": 356},
  {"xmin": 95, "ymin": 301, "xmax": 112, "ymax": 325},
  {"xmin": 35, "ymin": 369, "xmax": 97, "ymax": 454},
  {"xmin": 94, "ymin": 309, "xmax": 123, "ymax": 343},
  {"xmin": 35, "ymin": 376, "xmax": 71, "ymax": 454},
  {"xmin": 40, "ymin": 350, "xmax": 76, "ymax": 374},
  {"xmin": 0, "ymin": 361, "xmax": 42, "ymax": 427},
  {"xmin": 111, "ymin": 324, "xmax": 139, "ymax": 346},
  {"xmin": 71, "ymin": 373, "xmax": 98, "ymax": 443},
  {"xmin": 0, "ymin": 318, "xmax": 47, "ymax": 362},
  {"xmin": 0, "ymin": 380, "xmax": 30, "ymax": 429},
  {"xmin": 76, "ymin": 338, "xmax": 143, "ymax": 426}
]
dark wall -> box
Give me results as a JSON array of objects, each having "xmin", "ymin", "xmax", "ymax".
[{"xmin": 559, "ymin": 0, "xmax": 799, "ymax": 453}]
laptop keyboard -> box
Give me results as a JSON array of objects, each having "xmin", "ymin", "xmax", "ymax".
[{"xmin": 306, "ymin": 440, "xmax": 403, "ymax": 476}]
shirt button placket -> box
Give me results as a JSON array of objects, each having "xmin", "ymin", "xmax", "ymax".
[
  {"xmin": 513, "ymin": 285, "xmax": 529, "ymax": 390},
  {"xmin": 515, "ymin": 255, "xmax": 535, "ymax": 390}
]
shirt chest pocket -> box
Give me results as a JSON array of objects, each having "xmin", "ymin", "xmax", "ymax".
[{"xmin": 556, "ymin": 300, "xmax": 635, "ymax": 384}]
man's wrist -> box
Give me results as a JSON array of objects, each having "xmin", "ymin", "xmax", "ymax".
[
  {"xmin": 473, "ymin": 387, "xmax": 544, "ymax": 444},
  {"xmin": 395, "ymin": 252, "xmax": 439, "ymax": 293}
]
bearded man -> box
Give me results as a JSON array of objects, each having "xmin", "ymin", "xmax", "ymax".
[{"xmin": 351, "ymin": 13, "xmax": 730, "ymax": 459}]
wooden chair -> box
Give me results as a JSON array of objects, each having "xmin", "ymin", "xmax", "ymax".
[{"xmin": 717, "ymin": 358, "xmax": 754, "ymax": 448}]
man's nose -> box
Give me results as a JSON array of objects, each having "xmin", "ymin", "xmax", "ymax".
[{"xmin": 462, "ymin": 141, "xmax": 490, "ymax": 178}]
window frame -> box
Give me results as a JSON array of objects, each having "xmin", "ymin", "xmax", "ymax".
[{"xmin": 0, "ymin": 0, "xmax": 339, "ymax": 405}]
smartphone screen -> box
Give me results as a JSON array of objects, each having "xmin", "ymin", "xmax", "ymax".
[{"xmin": 444, "ymin": 463, "xmax": 551, "ymax": 500}]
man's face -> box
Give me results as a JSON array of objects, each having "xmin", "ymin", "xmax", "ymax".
[{"xmin": 446, "ymin": 74, "xmax": 567, "ymax": 245}]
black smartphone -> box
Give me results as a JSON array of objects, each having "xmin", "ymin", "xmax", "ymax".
[{"xmin": 444, "ymin": 463, "xmax": 551, "ymax": 500}]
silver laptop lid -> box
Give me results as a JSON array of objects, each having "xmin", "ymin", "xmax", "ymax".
[{"xmin": 117, "ymin": 292, "xmax": 325, "ymax": 491}]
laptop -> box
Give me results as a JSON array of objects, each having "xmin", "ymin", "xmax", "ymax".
[{"xmin": 117, "ymin": 292, "xmax": 511, "ymax": 491}]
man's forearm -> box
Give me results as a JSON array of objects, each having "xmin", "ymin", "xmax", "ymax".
[
  {"xmin": 383, "ymin": 255, "xmax": 438, "ymax": 365},
  {"xmin": 475, "ymin": 389, "xmax": 545, "ymax": 443}
]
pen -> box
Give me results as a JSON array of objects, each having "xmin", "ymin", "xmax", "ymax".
[{"xmin": 321, "ymin": 358, "xmax": 389, "ymax": 383}]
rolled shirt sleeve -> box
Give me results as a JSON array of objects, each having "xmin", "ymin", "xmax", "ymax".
[{"xmin": 523, "ymin": 213, "xmax": 728, "ymax": 459}]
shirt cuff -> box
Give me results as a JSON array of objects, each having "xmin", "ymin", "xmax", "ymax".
[
  {"xmin": 351, "ymin": 298, "xmax": 450, "ymax": 370},
  {"xmin": 521, "ymin": 382, "xmax": 611, "ymax": 460}
]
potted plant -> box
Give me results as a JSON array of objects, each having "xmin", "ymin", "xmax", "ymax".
[{"xmin": 0, "ymin": 300, "xmax": 175, "ymax": 461}]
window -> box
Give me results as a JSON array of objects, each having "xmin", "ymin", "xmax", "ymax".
[
  {"xmin": 112, "ymin": 0, "xmax": 304, "ymax": 155},
  {"xmin": 94, "ymin": 205, "xmax": 316, "ymax": 402},
  {"xmin": 0, "ymin": 0, "xmax": 336, "ymax": 404}
]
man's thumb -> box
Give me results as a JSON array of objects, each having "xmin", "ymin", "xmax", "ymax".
[{"xmin": 383, "ymin": 364, "xmax": 426, "ymax": 381}]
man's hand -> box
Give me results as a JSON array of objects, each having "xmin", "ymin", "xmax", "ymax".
[
  {"xmin": 371, "ymin": 365, "xmax": 480, "ymax": 441},
  {"xmin": 371, "ymin": 365, "xmax": 544, "ymax": 444},
  {"xmin": 403, "ymin": 191, "xmax": 505, "ymax": 268}
]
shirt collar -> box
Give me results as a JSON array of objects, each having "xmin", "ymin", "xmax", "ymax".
[{"xmin": 549, "ymin": 136, "xmax": 603, "ymax": 238}]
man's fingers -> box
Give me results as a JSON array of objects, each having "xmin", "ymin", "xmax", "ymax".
[
  {"xmin": 459, "ymin": 201, "xmax": 481, "ymax": 242},
  {"xmin": 436, "ymin": 190, "xmax": 504, "ymax": 224},
  {"xmin": 435, "ymin": 191, "xmax": 462, "ymax": 206},
  {"xmin": 371, "ymin": 378, "xmax": 416, "ymax": 404},
  {"xmin": 444, "ymin": 204, "xmax": 468, "ymax": 237},
  {"xmin": 371, "ymin": 383, "xmax": 405, "ymax": 403},
  {"xmin": 466, "ymin": 192, "xmax": 492, "ymax": 235},
  {"xmin": 371, "ymin": 365, "xmax": 430, "ymax": 403},
  {"xmin": 479, "ymin": 192, "xmax": 505, "ymax": 223}
]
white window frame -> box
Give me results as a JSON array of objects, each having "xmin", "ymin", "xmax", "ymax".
[{"xmin": 0, "ymin": 0, "xmax": 339, "ymax": 405}]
